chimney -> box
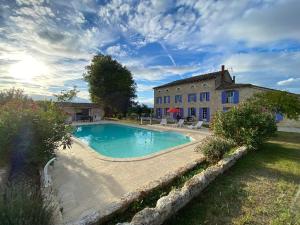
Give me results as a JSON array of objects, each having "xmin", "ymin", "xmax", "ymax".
[
  {"xmin": 233, "ymin": 76, "xmax": 236, "ymax": 83},
  {"xmin": 221, "ymin": 65, "xmax": 225, "ymax": 81}
]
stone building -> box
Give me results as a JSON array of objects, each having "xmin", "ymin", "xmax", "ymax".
[
  {"xmin": 58, "ymin": 102, "xmax": 104, "ymax": 122},
  {"xmin": 153, "ymin": 65, "xmax": 289, "ymax": 124}
]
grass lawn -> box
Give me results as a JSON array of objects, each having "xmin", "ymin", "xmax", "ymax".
[{"xmin": 164, "ymin": 131, "xmax": 300, "ymax": 225}]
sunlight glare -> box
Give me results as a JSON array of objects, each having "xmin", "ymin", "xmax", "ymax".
[{"xmin": 9, "ymin": 55, "xmax": 49, "ymax": 83}]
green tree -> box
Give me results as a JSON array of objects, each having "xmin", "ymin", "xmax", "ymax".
[
  {"xmin": 54, "ymin": 86, "xmax": 79, "ymax": 102},
  {"xmin": 83, "ymin": 54, "xmax": 136, "ymax": 116},
  {"xmin": 128, "ymin": 102, "xmax": 151, "ymax": 118},
  {"xmin": 249, "ymin": 91, "xmax": 300, "ymax": 120}
]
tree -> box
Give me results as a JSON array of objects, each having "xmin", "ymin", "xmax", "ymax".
[
  {"xmin": 54, "ymin": 86, "xmax": 79, "ymax": 102},
  {"xmin": 249, "ymin": 91, "xmax": 300, "ymax": 120},
  {"xmin": 128, "ymin": 102, "xmax": 152, "ymax": 118},
  {"xmin": 83, "ymin": 54, "xmax": 136, "ymax": 116}
]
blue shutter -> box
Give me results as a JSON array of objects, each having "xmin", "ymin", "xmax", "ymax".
[
  {"xmin": 221, "ymin": 91, "xmax": 226, "ymax": 104},
  {"xmin": 275, "ymin": 113, "xmax": 283, "ymax": 122},
  {"xmin": 199, "ymin": 107, "xmax": 203, "ymax": 121},
  {"xmin": 188, "ymin": 108, "xmax": 190, "ymax": 116},
  {"xmin": 207, "ymin": 108, "xmax": 210, "ymax": 122},
  {"xmin": 200, "ymin": 93, "xmax": 203, "ymax": 102},
  {"xmin": 206, "ymin": 92, "xmax": 210, "ymax": 101},
  {"xmin": 234, "ymin": 90, "xmax": 239, "ymax": 104},
  {"xmin": 180, "ymin": 108, "xmax": 184, "ymax": 117},
  {"xmin": 188, "ymin": 94, "xmax": 190, "ymax": 102}
]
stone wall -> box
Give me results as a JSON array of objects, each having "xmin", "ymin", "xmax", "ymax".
[{"xmin": 117, "ymin": 146, "xmax": 248, "ymax": 225}]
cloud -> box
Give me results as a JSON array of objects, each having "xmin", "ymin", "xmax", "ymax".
[
  {"xmin": 229, "ymin": 0, "xmax": 300, "ymax": 45},
  {"xmin": 106, "ymin": 45, "xmax": 128, "ymax": 57},
  {"xmin": 1, "ymin": 0, "xmax": 300, "ymax": 104}
]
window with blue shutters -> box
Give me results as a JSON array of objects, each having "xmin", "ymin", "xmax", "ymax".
[
  {"xmin": 164, "ymin": 96, "xmax": 170, "ymax": 104},
  {"xmin": 200, "ymin": 92, "xmax": 210, "ymax": 102},
  {"xmin": 156, "ymin": 97, "xmax": 162, "ymax": 104},
  {"xmin": 175, "ymin": 95, "xmax": 182, "ymax": 103},
  {"xmin": 188, "ymin": 93, "xmax": 197, "ymax": 102},
  {"xmin": 188, "ymin": 107, "xmax": 196, "ymax": 117},
  {"xmin": 156, "ymin": 108, "xmax": 162, "ymax": 118},
  {"xmin": 199, "ymin": 107, "xmax": 210, "ymax": 121},
  {"xmin": 222, "ymin": 90, "xmax": 239, "ymax": 104}
]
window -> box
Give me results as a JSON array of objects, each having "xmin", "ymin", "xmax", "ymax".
[
  {"xmin": 203, "ymin": 83, "xmax": 208, "ymax": 87},
  {"xmin": 222, "ymin": 90, "xmax": 239, "ymax": 104},
  {"xmin": 188, "ymin": 107, "xmax": 196, "ymax": 117},
  {"xmin": 164, "ymin": 108, "xmax": 169, "ymax": 115},
  {"xmin": 175, "ymin": 95, "xmax": 182, "ymax": 103},
  {"xmin": 199, "ymin": 107, "xmax": 210, "ymax": 121},
  {"xmin": 164, "ymin": 96, "xmax": 170, "ymax": 104},
  {"xmin": 176, "ymin": 87, "xmax": 181, "ymax": 91},
  {"xmin": 191, "ymin": 85, "xmax": 195, "ymax": 89},
  {"xmin": 188, "ymin": 93, "xmax": 197, "ymax": 102},
  {"xmin": 226, "ymin": 91, "xmax": 234, "ymax": 103},
  {"xmin": 156, "ymin": 97, "xmax": 162, "ymax": 104},
  {"xmin": 156, "ymin": 108, "xmax": 162, "ymax": 118},
  {"xmin": 165, "ymin": 89, "xmax": 169, "ymax": 92},
  {"xmin": 200, "ymin": 92, "xmax": 210, "ymax": 101},
  {"xmin": 202, "ymin": 108, "xmax": 208, "ymax": 120}
]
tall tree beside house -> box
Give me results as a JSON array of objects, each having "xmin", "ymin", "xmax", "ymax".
[{"xmin": 84, "ymin": 54, "xmax": 136, "ymax": 116}]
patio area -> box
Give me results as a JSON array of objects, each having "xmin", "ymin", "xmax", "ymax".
[{"xmin": 49, "ymin": 122, "xmax": 209, "ymax": 224}]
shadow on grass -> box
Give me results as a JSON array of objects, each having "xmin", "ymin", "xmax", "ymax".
[{"xmin": 164, "ymin": 141, "xmax": 300, "ymax": 225}]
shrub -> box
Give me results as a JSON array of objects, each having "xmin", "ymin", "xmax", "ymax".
[
  {"xmin": 0, "ymin": 89, "xmax": 73, "ymax": 172},
  {"xmin": 195, "ymin": 136, "xmax": 235, "ymax": 163},
  {"xmin": 211, "ymin": 102, "xmax": 277, "ymax": 149},
  {"xmin": 0, "ymin": 180, "xmax": 55, "ymax": 225}
]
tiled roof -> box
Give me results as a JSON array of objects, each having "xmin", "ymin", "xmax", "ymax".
[
  {"xmin": 216, "ymin": 83, "xmax": 277, "ymax": 91},
  {"xmin": 153, "ymin": 70, "xmax": 228, "ymax": 89}
]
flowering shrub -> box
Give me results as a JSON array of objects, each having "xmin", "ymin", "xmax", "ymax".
[
  {"xmin": 211, "ymin": 102, "xmax": 277, "ymax": 149},
  {"xmin": 0, "ymin": 89, "xmax": 72, "ymax": 169},
  {"xmin": 195, "ymin": 136, "xmax": 235, "ymax": 163}
]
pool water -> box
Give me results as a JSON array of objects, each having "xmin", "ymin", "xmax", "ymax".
[{"xmin": 73, "ymin": 123, "xmax": 191, "ymax": 158}]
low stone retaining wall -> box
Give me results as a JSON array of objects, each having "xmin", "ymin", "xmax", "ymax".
[{"xmin": 117, "ymin": 146, "xmax": 248, "ymax": 225}]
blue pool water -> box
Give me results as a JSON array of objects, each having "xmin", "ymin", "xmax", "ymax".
[{"xmin": 73, "ymin": 123, "xmax": 191, "ymax": 158}]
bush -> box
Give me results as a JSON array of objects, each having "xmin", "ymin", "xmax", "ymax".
[
  {"xmin": 195, "ymin": 136, "xmax": 235, "ymax": 163},
  {"xmin": 0, "ymin": 180, "xmax": 55, "ymax": 225},
  {"xmin": 0, "ymin": 89, "xmax": 73, "ymax": 172},
  {"xmin": 211, "ymin": 102, "xmax": 277, "ymax": 149}
]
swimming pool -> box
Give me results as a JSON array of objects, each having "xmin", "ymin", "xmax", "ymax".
[{"xmin": 73, "ymin": 123, "xmax": 191, "ymax": 158}]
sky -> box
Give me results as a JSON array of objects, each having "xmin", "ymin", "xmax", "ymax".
[{"xmin": 1, "ymin": 0, "xmax": 300, "ymax": 106}]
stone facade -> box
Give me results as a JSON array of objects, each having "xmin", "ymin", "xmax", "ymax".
[{"xmin": 153, "ymin": 66, "xmax": 293, "ymax": 125}]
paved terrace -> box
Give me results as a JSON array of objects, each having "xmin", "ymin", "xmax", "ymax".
[{"xmin": 50, "ymin": 122, "xmax": 209, "ymax": 224}]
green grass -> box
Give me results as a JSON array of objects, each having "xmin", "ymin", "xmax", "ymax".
[{"xmin": 164, "ymin": 131, "xmax": 300, "ymax": 225}]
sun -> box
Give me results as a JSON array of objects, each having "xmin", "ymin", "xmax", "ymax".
[{"xmin": 9, "ymin": 55, "xmax": 49, "ymax": 83}]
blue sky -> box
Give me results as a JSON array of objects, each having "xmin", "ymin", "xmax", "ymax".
[{"xmin": 1, "ymin": 0, "xmax": 300, "ymax": 106}]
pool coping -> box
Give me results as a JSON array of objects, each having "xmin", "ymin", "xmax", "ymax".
[{"xmin": 71, "ymin": 121, "xmax": 205, "ymax": 162}]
